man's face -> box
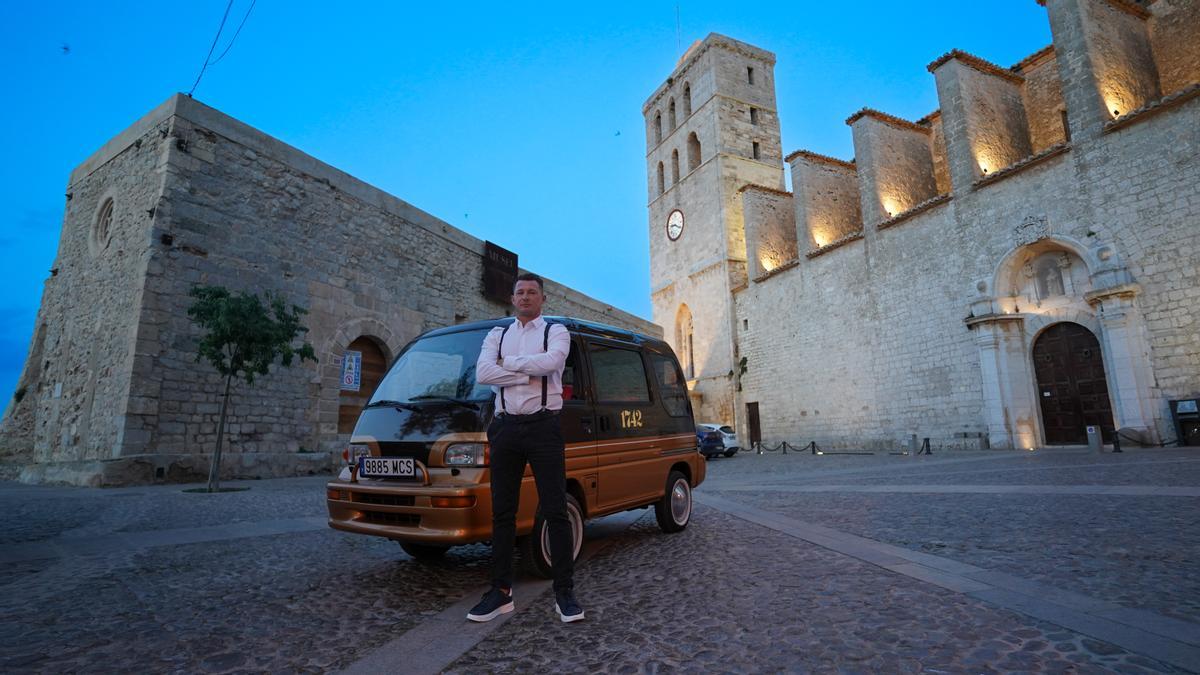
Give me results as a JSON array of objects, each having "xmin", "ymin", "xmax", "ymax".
[{"xmin": 512, "ymin": 280, "xmax": 545, "ymax": 319}]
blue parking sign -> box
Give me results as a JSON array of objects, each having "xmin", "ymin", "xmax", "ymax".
[{"xmin": 340, "ymin": 350, "xmax": 362, "ymax": 392}]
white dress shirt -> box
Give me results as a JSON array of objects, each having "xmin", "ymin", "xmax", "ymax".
[{"xmin": 475, "ymin": 316, "xmax": 570, "ymax": 414}]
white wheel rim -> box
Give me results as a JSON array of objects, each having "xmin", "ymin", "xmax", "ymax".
[
  {"xmin": 541, "ymin": 501, "xmax": 584, "ymax": 565},
  {"xmin": 670, "ymin": 478, "xmax": 691, "ymax": 525}
]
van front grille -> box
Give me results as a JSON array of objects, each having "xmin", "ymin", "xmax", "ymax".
[
  {"xmin": 360, "ymin": 511, "xmax": 421, "ymax": 527},
  {"xmin": 353, "ymin": 493, "xmax": 415, "ymax": 507}
]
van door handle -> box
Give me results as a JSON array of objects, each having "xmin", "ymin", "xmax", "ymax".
[{"xmin": 580, "ymin": 418, "xmax": 593, "ymax": 434}]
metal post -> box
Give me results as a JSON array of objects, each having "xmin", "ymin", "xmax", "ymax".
[{"xmin": 1112, "ymin": 432, "xmax": 1122, "ymax": 453}]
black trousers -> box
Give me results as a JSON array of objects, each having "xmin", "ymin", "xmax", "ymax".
[{"xmin": 487, "ymin": 412, "xmax": 574, "ymax": 593}]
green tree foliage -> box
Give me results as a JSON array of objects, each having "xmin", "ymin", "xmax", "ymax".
[{"xmin": 187, "ymin": 285, "xmax": 317, "ymax": 492}]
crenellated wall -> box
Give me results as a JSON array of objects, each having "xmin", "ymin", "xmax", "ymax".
[
  {"xmin": 787, "ymin": 151, "xmax": 860, "ymax": 251},
  {"xmin": 1149, "ymin": 0, "xmax": 1200, "ymax": 94},
  {"xmin": 1015, "ymin": 47, "xmax": 1069, "ymax": 150},
  {"xmin": 741, "ymin": 186, "xmax": 796, "ymax": 280},
  {"xmin": 931, "ymin": 51, "xmax": 1033, "ymax": 189},
  {"xmin": 847, "ymin": 109, "xmax": 941, "ymax": 226}
]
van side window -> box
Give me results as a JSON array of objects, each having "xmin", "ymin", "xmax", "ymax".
[
  {"xmin": 563, "ymin": 340, "xmax": 582, "ymax": 402},
  {"xmin": 649, "ymin": 353, "xmax": 689, "ymax": 416},
  {"xmin": 589, "ymin": 344, "xmax": 650, "ymax": 402}
]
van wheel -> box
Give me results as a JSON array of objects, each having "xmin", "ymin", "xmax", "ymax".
[
  {"xmin": 519, "ymin": 494, "xmax": 584, "ymax": 579},
  {"xmin": 655, "ymin": 470, "xmax": 692, "ymax": 533},
  {"xmin": 399, "ymin": 542, "xmax": 450, "ymax": 559}
]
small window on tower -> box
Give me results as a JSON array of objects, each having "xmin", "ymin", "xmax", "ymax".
[
  {"xmin": 750, "ymin": 107, "xmax": 759, "ymax": 125},
  {"xmin": 752, "ymin": 142, "xmax": 761, "ymax": 160},
  {"xmin": 747, "ymin": 67, "xmax": 755, "ymax": 85}
]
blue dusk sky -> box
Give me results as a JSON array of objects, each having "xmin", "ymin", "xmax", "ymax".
[{"xmin": 0, "ymin": 1, "xmax": 1051, "ymax": 401}]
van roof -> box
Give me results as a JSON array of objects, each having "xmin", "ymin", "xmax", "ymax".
[{"xmin": 420, "ymin": 316, "xmax": 670, "ymax": 351}]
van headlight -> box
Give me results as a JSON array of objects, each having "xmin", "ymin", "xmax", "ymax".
[{"xmin": 445, "ymin": 443, "xmax": 488, "ymax": 467}]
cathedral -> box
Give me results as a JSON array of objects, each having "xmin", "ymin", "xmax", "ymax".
[{"xmin": 645, "ymin": 0, "xmax": 1199, "ymax": 450}]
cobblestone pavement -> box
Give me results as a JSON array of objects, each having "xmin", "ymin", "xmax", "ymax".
[
  {"xmin": 0, "ymin": 447, "xmax": 1196, "ymax": 673},
  {"xmin": 446, "ymin": 508, "xmax": 1182, "ymax": 674}
]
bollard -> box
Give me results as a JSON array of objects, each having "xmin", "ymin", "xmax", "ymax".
[
  {"xmin": 1112, "ymin": 433, "xmax": 1122, "ymax": 453},
  {"xmin": 1086, "ymin": 426, "xmax": 1102, "ymax": 453}
]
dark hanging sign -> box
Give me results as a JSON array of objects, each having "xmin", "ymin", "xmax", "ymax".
[{"xmin": 482, "ymin": 241, "xmax": 518, "ymax": 304}]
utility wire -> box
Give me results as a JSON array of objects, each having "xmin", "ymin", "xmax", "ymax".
[
  {"xmin": 188, "ymin": 0, "xmax": 236, "ymax": 97},
  {"xmin": 208, "ymin": 0, "xmax": 257, "ymax": 66},
  {"xmin": 675, "ymin": 3, "xmax": 681, "ymax": 53}
]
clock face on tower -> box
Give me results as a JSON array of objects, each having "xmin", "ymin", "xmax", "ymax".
[{"xmin": 666, "ymin": 209, "xmax": 684, "ymax": 241}]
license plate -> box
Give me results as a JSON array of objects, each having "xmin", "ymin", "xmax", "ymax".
[{"xmin": 358, "ymin": 456, "xmax": 416, "ymax": 478}]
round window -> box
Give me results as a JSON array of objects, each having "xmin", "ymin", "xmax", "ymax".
[{"xmin": 93, "ymin": 198, "xmax": 114, "ymax": 252}]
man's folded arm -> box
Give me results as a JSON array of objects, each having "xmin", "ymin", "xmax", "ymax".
[
  {"xmin": 501, "ymin": 326, "xmax": 570, "ymax": 376},
  {"xmin": 476, "ymin": 327, "xmax": 531, "ymax": 386}
]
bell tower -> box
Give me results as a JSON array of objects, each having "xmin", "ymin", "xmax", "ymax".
[{"xmin": 643, "ymin": 34, "xmax": 785, "ymax": 424}]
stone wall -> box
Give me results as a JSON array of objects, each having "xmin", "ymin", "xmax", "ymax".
[
  {"xmin": 724, "ymin": 0, "xmax": 1199, "ymax": 450},
  {"xmin": 3, "ymin": 94, "xmax": 658, "ymax": 484},
  {"xmin": 741, "ymin": 186, "xmax": 796, "ymax": 280},
  {"xmin": 1017, "ymin": 49, "xmax": 1069, "ymax": 150},
  {"xmin": 847, "ymin": 111, "xmax": 940, "ymax": 226},
  {"xmin": 1149, "ymin": 0, "xmax": 1200, "ymax": 95},
  {"xmin": 788, "ymin": 151, "xmax": 861, "ymax": 251}
]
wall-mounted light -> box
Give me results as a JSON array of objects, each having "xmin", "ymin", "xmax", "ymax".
[{"xmin": 1112, "ymin": 109, "xmax": 1121, "ymax": 117}]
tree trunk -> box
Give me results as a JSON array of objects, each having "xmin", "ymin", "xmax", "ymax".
[{"xmin": 207, "ymin": 369, "xmax": 235, "ymax": 493}]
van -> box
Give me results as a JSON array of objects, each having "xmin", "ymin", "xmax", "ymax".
[{"xmin": 325, "ymin": 316, "xmax": 705, "ymax": 576}]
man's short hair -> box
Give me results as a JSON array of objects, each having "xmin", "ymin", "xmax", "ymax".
[{"xmin": 513, "ymin": 272, "xmax": 544, "ymax": 293}]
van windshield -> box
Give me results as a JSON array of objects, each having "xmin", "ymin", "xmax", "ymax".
[{"xmin": 368, "ymin": 329, "xmax": 492, "ymax": 405}]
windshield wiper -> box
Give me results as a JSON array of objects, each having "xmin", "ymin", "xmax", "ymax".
[
  {"xmin": 364, "ymin": 399, "xmax": 417, "ymax": 411},
  {"xmin": 407, "ymin": 395, "xmax": 480, "ymax": 410}
]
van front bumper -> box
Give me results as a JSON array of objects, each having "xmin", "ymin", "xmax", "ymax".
[{"xmin": 325, "ymin": 477, "xmax": 497, "ymax": 545}]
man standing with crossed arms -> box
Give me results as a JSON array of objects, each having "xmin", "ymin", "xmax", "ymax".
[{"xmin": 467, "ymin": 272, "xmax": 584, "ymax": 623}]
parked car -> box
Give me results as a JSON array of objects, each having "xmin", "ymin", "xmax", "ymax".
[
  {"xmin": 698, "ymin": 423, "xmax": 740, "ymax": 458},
  {"xmin": 696, "ymin": 426, "xmax": 725, "ymax": 459},
  {"xmin": 326, "ymin": 316, "xmax": 706, "ymax": 577}
]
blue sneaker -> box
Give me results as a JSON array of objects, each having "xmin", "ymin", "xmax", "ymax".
[
  {"xmin": 467, "ymin": 588, "xmax": 514, "ymax": 622},
  {"xmin": 555, "ymin": 590, "xmax": 585, "ymax": 623}
]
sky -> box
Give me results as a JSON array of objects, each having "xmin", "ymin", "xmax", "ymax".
[{"xmin": 0, "ymin": 1, "xmax": 1052, "ymax": 402}]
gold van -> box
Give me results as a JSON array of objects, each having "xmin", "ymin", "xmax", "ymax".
[{"xmin": 325, "ymin": 317, "xmax": 704, "ymax": 576}]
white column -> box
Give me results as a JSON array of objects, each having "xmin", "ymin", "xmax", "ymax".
[
  {"xmin": 1087, "ymin": 283, "xmax": 1161, "ymax": 443},
  {"xmin": 969, "ymin": 314, "xmax": 1038, "ymax": 449}
]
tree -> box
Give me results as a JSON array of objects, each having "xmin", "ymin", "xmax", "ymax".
[{"xmin": 187, "ymin": 285, "xmax": 317, "ymax": 492}]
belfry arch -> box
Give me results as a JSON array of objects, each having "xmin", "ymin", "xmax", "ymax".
[{"xmin": 967, "ymin": 235, "xmax": 1158, "ymax": 448}]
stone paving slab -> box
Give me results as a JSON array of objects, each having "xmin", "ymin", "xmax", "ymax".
[
  {"xmin": 697, "ymin": 491, "xmax": 1200, "ymax": 672},
  {"xmin": 722, "ymin": 483, "xmax": 1200, "ymax": 496},
  {"xmin": 341, "ymin": 510, "xmax": 644, "ymax": 675},
  {"xmin": 706, "ymin": 480, "xmax": 1200, "ymax": 624},
  {"xmin": 444, "ymin": 507, "xmax": 1181, "ymax": 673}
]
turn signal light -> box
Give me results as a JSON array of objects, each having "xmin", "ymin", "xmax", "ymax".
[
  {"xmin": 327, "ymin": 489, "xmax": 347, "ymax": 500},
  {"xmin": 431, "ymin": 496, "xmax": 475, "ymax": 508}
]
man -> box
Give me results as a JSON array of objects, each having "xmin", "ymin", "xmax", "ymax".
[{"xmin": 467, "ymin": 273, "xmax": 584, "ymax": 623}]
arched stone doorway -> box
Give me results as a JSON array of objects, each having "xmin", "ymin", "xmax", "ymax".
[
  {"xmin": 675, "ymin": 304, "xmax": 695, "ymax": 380},
  {"xmin": 1032, "ymin": 322, "xmax": 1115, "ymax": 444},
  {"xmin": 338, "ymin": 336, "xmax": 389, "ymax": 435}
]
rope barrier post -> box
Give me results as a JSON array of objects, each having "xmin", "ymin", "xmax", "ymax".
[
  {"xmin": 1113, "ymin": 433, "xmax": 1122, "ymax": 453},
  {"xmin": 782, "ymin": 441, "xmax": 788, "ymax": 455},
  {"xmin": 810, "ymin": 441, "xmax": 816, "ymax": 455}
]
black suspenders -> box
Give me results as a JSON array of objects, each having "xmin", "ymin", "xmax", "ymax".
[{"xmin": 498, "ymin": 321, "xmax": 552, "ymax": 413}]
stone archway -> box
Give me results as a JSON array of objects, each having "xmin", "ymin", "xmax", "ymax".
[
  {"xmin": 1031, "ymin": 322, "xmax": 1115, "ymax": 444},
  {"xmin": 968, "ymin": 235, "xmax": 1160, "ymax": 448}
]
